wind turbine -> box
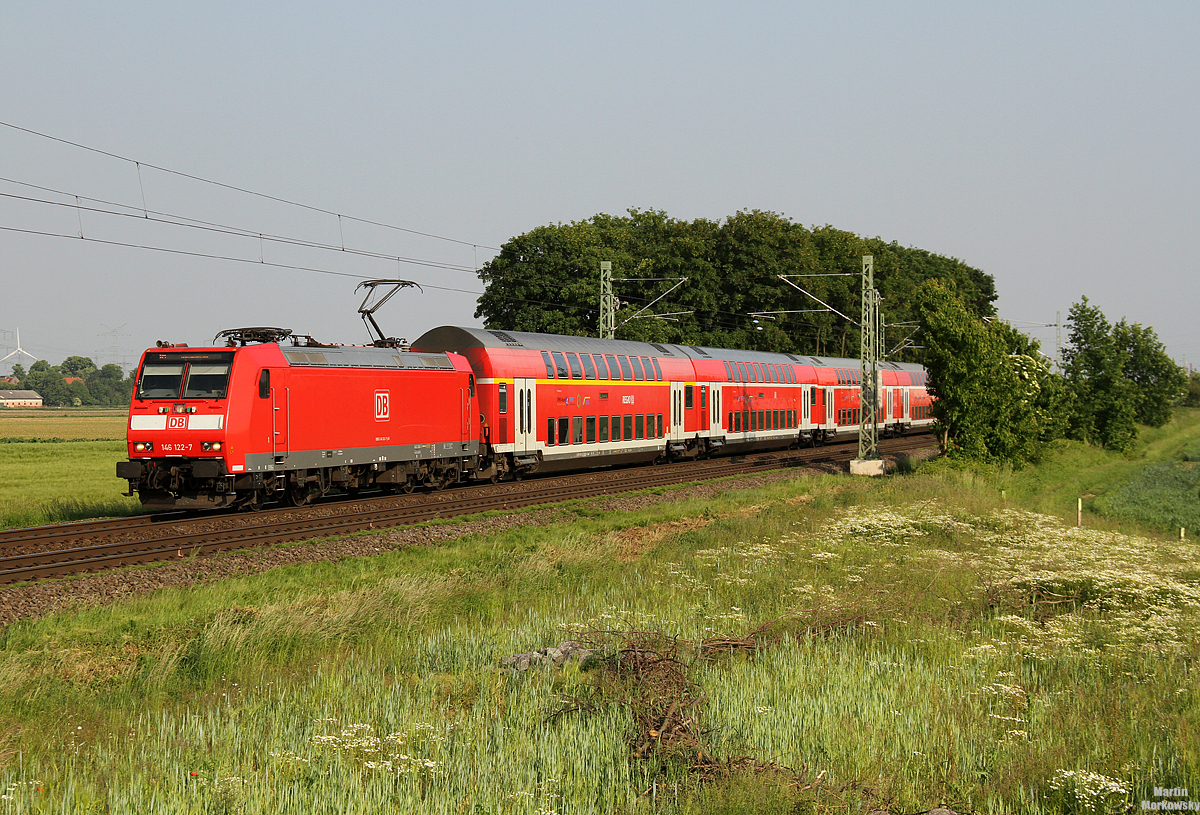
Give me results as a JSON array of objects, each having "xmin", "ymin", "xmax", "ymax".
[{"xmin": 1, "ymin": 328, "xmax": 37, "ymax": 374}]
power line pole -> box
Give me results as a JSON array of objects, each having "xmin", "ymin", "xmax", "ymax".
[
  {"xmin": 599, "ymin": 261, "xmax": 615, "ymax": 340},
  {"xmin": 853, "ymin": 255, "xmax": 884, "ymax": 474},
  {"xmin": 1055, "ymin": 310, "xmax": 1062, "ymax": 373}
]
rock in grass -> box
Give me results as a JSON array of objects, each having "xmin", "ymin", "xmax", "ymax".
[{"xmin": 500, "ymin": 641, "xmax": 596, "ymax": 673}]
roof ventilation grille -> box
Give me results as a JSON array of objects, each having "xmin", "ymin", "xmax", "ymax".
[{"xmin": 488, "ymin": 330, "xmax": 523, "ymax": 346}]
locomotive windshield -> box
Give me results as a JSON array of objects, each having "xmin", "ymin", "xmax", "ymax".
[
  {"xmin": 136, "ymin": 351, "xmax": 234, "ymax": 400},
  {"xmin": 183, "ymin": 364, "xmax": 231, "ymax": 398},
  {"xmin": 138, "ymin": 363, "xmax": 185, "ymax": 398}
]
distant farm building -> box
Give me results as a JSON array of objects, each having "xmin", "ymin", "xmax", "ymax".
[{"xmin": 0, "ymin": 390, "xmax": 43, "ymax": 407}]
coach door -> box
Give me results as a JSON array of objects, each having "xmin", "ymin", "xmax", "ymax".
[
  {"xmin": 670, "ymin": 381, "xmax": 685, "ymax": 440},
  {"xmin": 902, "ymin": 388, "xmax": 910, "ymax": 422},
  {"xmin": 826, "ymin": 387, "xmax": 836, "ymax": 427},
  {"xmin": 514, "ymin": 378, "xmax": 537, "ymax": 454},
  {"xmin": 802, "ymin": 387, "xmax": 810, "ymax": 429},
  {"xmin": 698, "ymin": 386, "xmax": 709, "ymax": 432}
]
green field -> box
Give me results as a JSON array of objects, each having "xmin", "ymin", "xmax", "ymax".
[
  {"xmin": 0, "ymin": 409, "xmax": 139, "ymax": 528},
  {"xmin": 0, "ymin": 411, "xmax": 1197, "ymax": 813}
]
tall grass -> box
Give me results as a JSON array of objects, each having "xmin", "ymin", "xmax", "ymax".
[
  {"xmin": 0, "ymin": 440, "xmax": 140, "ymax": 529},
  {"xmin": 0, "ymin": 465, "xmax": 1195, "ymax": 813}
]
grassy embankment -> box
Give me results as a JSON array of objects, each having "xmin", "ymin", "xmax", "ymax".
[
  {"xmin": 0, "ymin": 411, "xmax": 1196, "ymax": 813},
  {"xmin": 0, "ymin": 409, "xmax": 140, "ymax": 528}
]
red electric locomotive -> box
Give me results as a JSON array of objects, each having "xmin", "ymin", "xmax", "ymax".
[{"xmin": 117, "ymin": 327, "xmax": 480, "ymax": 509}]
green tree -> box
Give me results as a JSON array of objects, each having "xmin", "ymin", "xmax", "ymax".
[
  {"xmin": 916, "ymin": 281, "xmax": 1051, "ymax": 464},
  {"xmin": 60, "ymin": 355, "xmax": 98, "ymax": 379},
  {"xmin": 29, "ymin": 359, "xmax": 56, "ymax": 374},
  {"xmin": 1112, "ymin": 320, "xmax": 1187, "ymax": 427},
  {"xmin": 474, "ymin": 218, "xmax": 618, "ymax": 337},
  {"xmin": 85, "ymin": 364, "xmax": 133, "ymax": 407},
  {"xmin": 9, "ymin": 363, "xmax": 26, "ymax": 380},
  {"xmin": 1061, "ymin": 297, "xmax": 1138, "ymax": 452},
  {"xmin": 25, "ymin": 370, "xmax": 71, "ymax": 406},
  {"xmin": 1184, "ymin": 371, "xmax": 1200, "ymax": 408},
  {"xmin": 476, "ymin": 209, "xmax": 997, "ymax": 358}
]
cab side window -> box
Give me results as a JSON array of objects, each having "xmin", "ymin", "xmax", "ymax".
[{"xmin": 258, "ymin": 369, "xmax": 270, "ymax": 399}]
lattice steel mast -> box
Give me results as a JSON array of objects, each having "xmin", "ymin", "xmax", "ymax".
[{"xmin": 857, "ymin": 255, "xmax": 881, "ymax": 463}]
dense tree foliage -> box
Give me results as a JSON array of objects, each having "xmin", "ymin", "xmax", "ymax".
[
  {"xmin": 915, "ymin": 280, "xmax": 1063, "ymax": 464},
  {"xmin": 4, "ymin": 357, "xmax": 133, "ymax": 407},
  {"xmin": 1061, "ymin": 299, "xmax": 1139, "ymax": 452},
  {"xmin": 475, "ymin": 209, "xmax": 997, "ymax": 359},
  {"xmin": 1113, "ymin": 320, "xmax": 1188, "ymax": 427},
  {"xmin": 1184, "ymin": 372, "xmax": 1200, "ymax": 408},
  {"xmin": 1060, "ymin": 298, "xmax": 1185, "ymax": 452},
  {"xmin": 917, "ymin": 288, "xmax": 1183, "ymax": 462}
]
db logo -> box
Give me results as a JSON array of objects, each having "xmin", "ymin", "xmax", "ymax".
[
  {"xmin": 168, "ymin": 416, "xmax": 187, "ymax": 429},
  {"xmin": 374, "ymin": 390, "xmax": 390, "ymax": 421}
]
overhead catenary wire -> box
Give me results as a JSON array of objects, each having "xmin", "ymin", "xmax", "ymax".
[
  {"xmin": 0, "ymin": 222, "xmax": 479, "ymax": 292},
  {"xmin": 0, "ymin": 122, "xmax": 916, "ymax": 344},
  {"xmin": 0, "ymin": 184, "xmax": 478, "ymax": 274},
  {"xmin": 0, "ymin": 119, "xmax": 500, "ymax": 253},
  {"xmin": 0, "ymin": 222, "xmax": 626, "ymax": 318}
]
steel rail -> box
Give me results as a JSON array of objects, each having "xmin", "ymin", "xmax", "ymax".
[{"xmin": 1, "ymin": 435, "xmax": 934, "ymax": 585}]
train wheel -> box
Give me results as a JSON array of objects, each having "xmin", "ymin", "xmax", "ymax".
[
  {"xmin": 238, "ymin": 491, "xmax": 265, "ymax": 512},
  {"xmin": 402, "ymin": 480, "xmax": 415, "ymax": 494},
  {"xmin": 285, "ymin": 486, "xmax": 313, "ymax": 507}
]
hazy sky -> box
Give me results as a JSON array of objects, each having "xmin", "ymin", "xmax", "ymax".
[{"xmin": 2, "ymin": 1, "xmax": 1197, "ymax": 374}]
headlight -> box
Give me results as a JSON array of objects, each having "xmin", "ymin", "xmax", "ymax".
[
  {"xmin": 134, "ymin": 442, "xmax": 154, "ymax": 453},
  {"xmin": 201, "ymin": 441, "xmax": 223, "ymax": 452}
]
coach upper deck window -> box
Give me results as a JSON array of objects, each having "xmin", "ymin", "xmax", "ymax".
[
  {"xmin": 651, "ymin": 358, "xmax": 663, "ymax": 380},
  {"xmin": 593, "ymin": 354, "xmax": 609, "ymax": 380},
  {"xmin": 617, "ymin": 355, "xmax": 633, "ymax": 380},
  {"xmin": 640, "ymin": 357, "xmax": 655, "ymax": 380},
  {"xmin": 581, "ymin": 354, "xmax": 596, "ymax": 379},
  {"xmin": 541, "ymin": 351, "xmax": 555, "ymax": 378},
  {"xmin": 552, "ymin": 352, "xmax": 569, "ymax": 379},
  {"xmin": 630, "ymin": 357, "xmax": 645, "ymax": 381},
  {"xmin": 567, "ymin": 353, "xmax": 583, "ymax": 379}
]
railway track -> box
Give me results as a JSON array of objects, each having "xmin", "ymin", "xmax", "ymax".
[{"xmin": 0, "ymin": 434, "xmax": 934, "ymax": 585}]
